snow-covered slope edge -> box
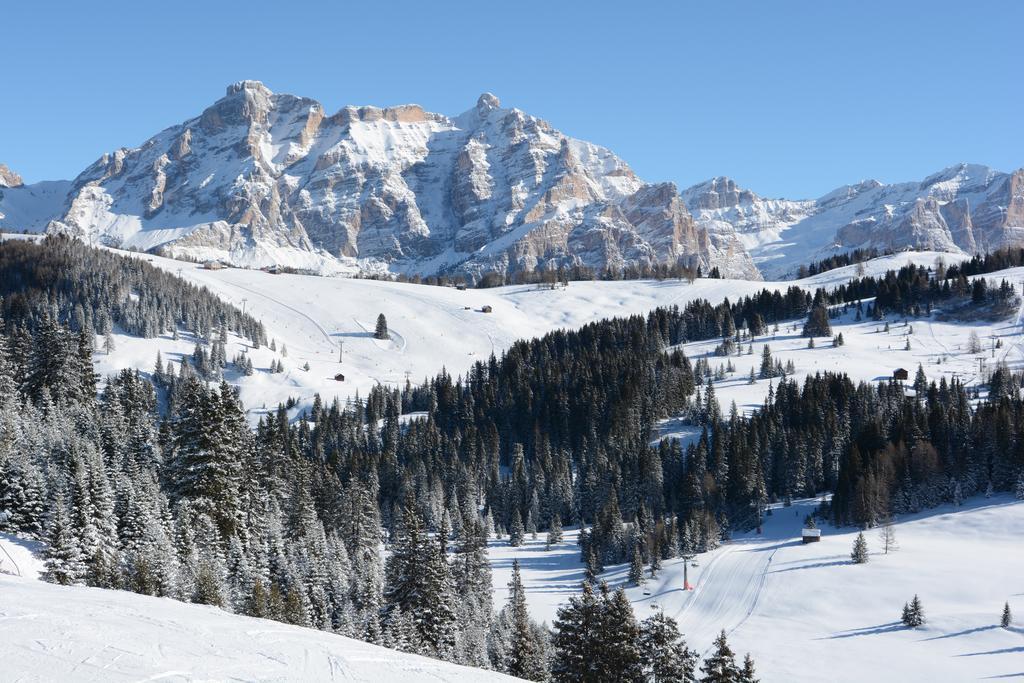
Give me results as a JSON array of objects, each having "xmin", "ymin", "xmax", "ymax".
[
  {"xmin": 0, "ymin": 175, "xmax": 71, "ymax": 232},
  {"xmin": 0, "ymin": 570, "xmax": 516, "ymax": 682}
]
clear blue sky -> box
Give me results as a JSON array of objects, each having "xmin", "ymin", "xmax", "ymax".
[{"xmin": 3, "ymin": 1, "xmax": 1021, "ymax": 197}]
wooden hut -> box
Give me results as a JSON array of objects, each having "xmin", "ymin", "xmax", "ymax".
[{"xmin": 801, "ymin": 528, "xmax": 822, "ymax": 544}]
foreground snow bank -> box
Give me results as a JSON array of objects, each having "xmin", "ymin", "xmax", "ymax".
[{"xmin": 0, "ymin": 574, "xmax": 515, "ymax": 682}]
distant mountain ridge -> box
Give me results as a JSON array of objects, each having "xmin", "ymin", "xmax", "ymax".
[
  {"xmin": 682, "ymin": 163, "xmax": 1024, "ymax": 277},
  {"xmin": 0, "ymin": 82, "xmax": 1020, "ymax": 280}
]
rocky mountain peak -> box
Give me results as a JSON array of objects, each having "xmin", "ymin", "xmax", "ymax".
[
  {"xmin": 919, "ymin": 163, "xmax": 998, "ymax": 195},
  {"xmin": 225, "ymin": 79, "xmax": 273, "ymax": 97},
  {"xmin": 476, "ymin": 92, "xmax": 501, "ymax": 114},
  {"xmin": 0, "ymin": 164, "xmax": 23, "ymax": 188},
  {"xmin": 682, "ymin": 176, "xmax": 760, "ymax": 211}
]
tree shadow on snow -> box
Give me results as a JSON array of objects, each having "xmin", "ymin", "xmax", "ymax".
[
  {"xmin": 958, "ymin": 646, "xmax": 1024, "ymax": 657},
  {"xmin": 819, "ymin": 622, "xmax": 905, "ymax": 639},
  {"xmin": 740, "ymin": 539, "xmax": 802, "ymax": 553},
  {"xmin": 922, "ymin": 625, "xmax": 998, "ymax": 641},
  {"xmin": 981, "ymin": 673, "xmax": 1024, "ymax": 679},
  {"xmin": 769, "ymin": 557, "xmax": 850, "ymax": 574}
]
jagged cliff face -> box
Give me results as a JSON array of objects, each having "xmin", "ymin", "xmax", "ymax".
[
  {"xmin": 683, "ymin": 164, "xmax": 1024, "ymax": 278},
  {"xmin": 0, "ymin": 164, "xmax": 23, "ymax": 188},
  {"xmin": 45, "ymin": 81, "xmax": 759, "ymax": 279}
]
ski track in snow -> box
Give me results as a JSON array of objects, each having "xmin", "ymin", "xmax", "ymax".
[
  {"xmin": 491, "ymin": 496, "xmax": 1024, "ymax": 682},
  {"xmin": 227, "ymin": 279, "xmax": 338, "ymax": 352}
]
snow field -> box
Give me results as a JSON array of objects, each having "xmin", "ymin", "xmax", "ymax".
[
  {"xmin": 101, "ymin": 249, "xmax": 984, "ymax": 427},
  {"xmin": 0, "ymin": 569, "xmax": 517, "ymax": 682},
  {"xmin": 489, "ymin": 496, "xmax": 1024, "ymax": 682}
]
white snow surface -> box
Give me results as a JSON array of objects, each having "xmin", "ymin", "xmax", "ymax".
[
  {"xmin": 95, "ymin": 248, "xmax": 983, "ymax": 426},
  {"xmin": 0, "ymin": 180, "xmax": 71, "ymax": 231},
  {"xmin": 0, "ymin": 533, "xmax": 46, "ymax": 580},
  {"xmin": 490, "ymin": 496, "xmax": 1024, "ymax": 682},
  {"xmin": 0, "ymin": 570, "xmax": 515, "ymax": 682}
]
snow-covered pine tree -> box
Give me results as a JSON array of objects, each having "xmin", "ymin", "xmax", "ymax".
[
  {"xmin": 546, "ymin": 513, "xmax": 563, "ymax": 550},
  {"xmin": 700, "ymin": 630, "xmax": 741, "ymax": 682},
  {"xmin": 505, "ymin": 560, "xmax": 546, "ymax": 681},
  {"xmin": 508, "ymin": 507, "xmax": 525, "ymax": 547},
  {"xmin": 851, "ymin": 531, "xmax": 869, "ymax": 564},
  {"xmin": 374, "ymin": 314, "xmax": 389, "ymax": 340},
  {"xmin": 453, "ymin": 514, "xmax": 492, "ymax": 668},
  {"xmin": 599, "ymin": 586, "xmax": 644, "ymax": 681},
  {"xmin": 639, "ymin": 610, "xmax": 697, "ymax": 682},
  {"xmin": 802, "ymin": 304, "xmax": 832, "ymax": 338},
  {"xmin": 551, "ymin": 581, "xmax": 603, "ymax": 681},
  {"xmin": 43, "ymin": 494, "xmax": 87, "ymax": 585},
  {"xmin": 738, "ymin": 653, "xmax": 759, "ymax": 683},
  {"xmin": 759, "ymin": 346, "xmax": 773, "ymax": 379},
  {"xmin": 628, "ymin": 537, "xmax": 646, "ymax": 587},
  {"xmin": 901, "ymin": 595, "xmax": 925, "ymax": 628},
  {"xmin": 1001, "ymin": 602, "xmax": 1012, "ymax": 628}
]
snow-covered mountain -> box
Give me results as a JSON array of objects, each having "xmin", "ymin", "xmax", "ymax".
[
  {"xmin": 0, "ymin": 164, "xmax": 70, "ymax": 231},
  {"xmin": 7, "ymin": 83, "xmax": 1021, "ymax": 280},
  {"xmin": 684, "ymin": 164, "xmax": 1024, "ymax": 278},
  {"xmin": 38, "ymin": 81, "xmax": 758, "ymax": 279}
]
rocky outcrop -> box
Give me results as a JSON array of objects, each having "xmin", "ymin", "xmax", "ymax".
[
  {"xmin": 45, "ymin": 82, "xmax": 759, "ymax": 279},
  {"xmin": 0, "ymin": 164, "xmax": 23, "ymax": 188}
]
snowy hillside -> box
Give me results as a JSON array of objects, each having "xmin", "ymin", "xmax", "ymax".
[
  {"xmin": 4, "ymin": 240, "xmax": 1023, "ymax": 682},
  {"xmin": 491, "ymin": 496, "xmax": 1024, "ymax": 682},
  {"xmin": 92, "ymin": 248, "xmax": 982, "ymax": 424},
  {"xmin": 0, "ymin": 178, "xmax": 71, "ymax": 231},
  {"xmin": 0, "ymin": 570, "xmax": 516, "ymax": 682}
]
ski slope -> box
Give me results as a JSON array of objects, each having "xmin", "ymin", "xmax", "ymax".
[
  {"xmin": 95, "ymin": 248, "xmax": 981, "ymax": 424},
  {"xmin": 0, "ymin": 568, "xmax": 516, "ymax": 682},
  {"xmin": 490, "ymin": 496, "xmax": 1024, "ymax": 682},
  {"xmin": 0, "ymin": 532, "xmax": 46, "ymax": 580}
]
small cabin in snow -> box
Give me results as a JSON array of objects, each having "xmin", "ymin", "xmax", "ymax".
[
  {"xmin": 801, "ymin": 528, "xmax": 822, "ymax": 544},
  {"xmin": 202, "ymin": 260, "xmax": 225, "ymax": 270},
  {"xmin": 334, "ymin": 373, "xmax": 345, "ymax": 382},
  {"xmin": 480, "ymin": 305, "xmax": 493, "ymax": 313},
  {"xmin": 893, "ymin": 368, "xmax": 909, "ymax": 381}
]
